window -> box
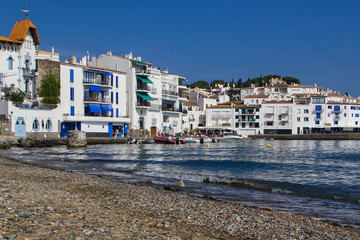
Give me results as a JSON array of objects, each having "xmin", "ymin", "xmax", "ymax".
[
  {"xmin": 316, "ymin": 113, "xmax": 321, "ymax": 119},
  {"xmin": 315, "ymin": 121, "xmax": 320, "ymax": 125},
  {"xmin": 334, "ymin": 121, "xmax": 338, "ymax": 125},
  {"xmin": 256, "ymin": 108, "xmax": 260, "ymax": 112},
  {"xmin": 116, "ymin": 92, "xmax": 119, "ymax": 104},
  {"xmin": 70, "ymin": 69, "xmax": 74, "ymax": 83},
  {"xmin": 344, "ymin": 106, "xmax": 347, "ymax": 110},
  {"xmin": 304, "ymin": 117, "xmax": 309, "ymax": 122},
  {"xmin": 235, "ymin": 108, "xmax": 239, "ymax": 112},
  {"xmin": 328, "ymin": 105, "xmax": 332, "ymax": 109},
  {"xmin": 356, "ymin": 121, "xmax": 358, "ymax": 125},
  {"xmin": 111, "ymin": 92, "xmax": 113, "ymax": 103},
  {"xmin": 356, "ymin": 114, "xmax": 359, "ymax": 118},
  {"xmin": 242, "ymin": 123, "xmax": 246, "ymax": 128},
  {"xmin": 116, "ymin": 76, "xmax": 118, "ymax": 88},
  {"xmin": 70, "ymin": 106, "xmax": 75, "ymax": 116},
  {"xmin": 344, "ymin": 113, "xmax": 347, "ymax": 117},
  {"xmin": 297, "ymin": 117, "xmax": 301, "ymax": 122},
  {"xmin": 111, "ymin": 76, "xmax": 113, "ymax": 86},
  {"xmin": 304, "ymin": 109, "xmax": 309, "ymax": 114},
  {"xmin": 235, "ymin": 123, "xmax": 239, "ymax": 128},
  {"xmin": 256, "ymin": 115, "xmax": 259, "ymax": 119},
  {"xmin": 70, "ymin": 87, "xmax": 74, "ymax": 101},
  {"xmin": 315, "ymin": 105, "xmax": 322, "ymax": 112},
  {"xmin": 45, "ymin": 120, "xmax": 52, "ymax": 130},
  {"xmin": 297, "ymin": 109, "xmax": 300, "ymax": 114},
  {"xmin": 7, "ymin": 56, "xmax": 13, "ymax": 70},
  {"xmin": 116, "ymin": 108, "xmax": 119, "ymax": 118},
  {"xmin": 32, "ymin": 119, "xmax": 39, "ymax": 131}
]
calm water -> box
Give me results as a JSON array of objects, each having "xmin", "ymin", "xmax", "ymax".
[{"xmin": 1, "ymin": 139, "xmax": 359, "ymax": 227}]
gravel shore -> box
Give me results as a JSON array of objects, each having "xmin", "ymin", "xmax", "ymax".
[{"xmin": 0, "ymin": 157, "xmax": 359, "ymax": 239}]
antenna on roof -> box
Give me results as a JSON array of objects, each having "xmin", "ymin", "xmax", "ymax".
[{"xmin": 21, "ymin": 10, "xmax": 29, "ymax": 19}]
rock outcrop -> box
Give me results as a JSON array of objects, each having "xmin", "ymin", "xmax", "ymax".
[{"xmin": 67, "ymin": 130, "xmax": 87, "ymax": 148}]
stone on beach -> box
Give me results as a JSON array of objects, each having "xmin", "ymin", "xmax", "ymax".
[
  {"xmin": 173, "ymin": 180, "xmax": 185, "ymax": 188},
  {"xmin": 67, "ymin": 130, "xmax": 87, "ymax": 148}
]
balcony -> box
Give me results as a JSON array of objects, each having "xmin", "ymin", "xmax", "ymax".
[
  {"xmin": 84, "ymin": 97, "xmax": 111, "ymax": 103},
  {"xmin": 189, "ymin": 118, "xmax": 195, "ymax": 122},
  {"xmin": 162, "ymin": 90, "xmax": 178, "ymax": 96},
  {"xmin": 281, "ymin": 111, "xmax": 289, "ymax": 115},
  {"xmin": 162, "ymin": 107, "xmax": 181, "ymax": 112},
  {"xmin": 332, "ymin": 107, "xmax": 342, "ymax": 113},
  {"xmin": 313, "ymin": 106, "xmax": 323, "ymax": 113},
  {"xmin": 22, "ymin": 68, "xmax": 35, "ymax": 77},
  {"xmin": 136, "ymin": 101, "xmax": 151, "ymax": 108},
  {"xmin": 333, "ymin": 115, "xmax": 341, "ymax": 120},
  {"xmin": 136, "ymin": 85, "xmax": 150, "ymax": 92}
]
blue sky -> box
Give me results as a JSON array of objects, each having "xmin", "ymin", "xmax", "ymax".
[{"xmin": 1, "ymin": 0, "xmax": 360, "ymax": 96}]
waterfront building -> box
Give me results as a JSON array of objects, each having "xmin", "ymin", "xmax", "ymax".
[
  {"xmin": 0, "ymin": 18, "xmax": 39, "ymax": 99},
  {"xmin": 182, "ymin": 101, "xmax": 205, "ymax": 131},
  {"xmin": 88, "ymin": 52, "xmax": 188, "ymax": 136}
]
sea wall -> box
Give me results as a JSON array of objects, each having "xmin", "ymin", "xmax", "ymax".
[{"xmin": 249, "ymin": 133, "xmax": 360, "ymax": 140}]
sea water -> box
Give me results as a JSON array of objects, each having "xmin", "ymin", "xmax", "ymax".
[{"xmin": 1, "ymin": 139, "xmax": 359, "ymax": 227}]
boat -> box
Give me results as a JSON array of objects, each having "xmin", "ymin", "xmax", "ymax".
[
  {"xmin": 154, "ymin": 137, "xmax": 185, "ymax": 144},
  {"xmin": 216, "ymin": 132, "xmax": 243, "ymax": 141},
  {"xmin": 138, "ymin": 139, "xmax": 154, "ymax": 144},
  {"xmin": 182, "ymin": 138, "xmax": 200, "ymax": 143}
]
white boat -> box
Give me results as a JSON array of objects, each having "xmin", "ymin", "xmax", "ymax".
[
  {"xmin": 217, "ymin": 132, "xmax": 243, "ymax": 141},
  {"xmin": 182, "ymin": 138, "xmax": 200, "ymax": 143}
]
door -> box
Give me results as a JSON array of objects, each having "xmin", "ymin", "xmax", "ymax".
[
  {"xmin": 151, "ymin": 127, "xmax": 157, "ymax": 137},
  {"xmin": 108, "ymin": 123, "xmax": 113, "ymax": 137},
  {"xmin": 15, "ymin": 117, "xmax": 26, "ymax": 137}
]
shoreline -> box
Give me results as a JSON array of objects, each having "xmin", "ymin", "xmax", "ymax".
[{"xmin": 0, "ymin": 156, "xmax": 359, "ymax": 239}]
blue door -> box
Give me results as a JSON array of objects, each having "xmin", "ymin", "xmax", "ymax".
[
  {"xmin": 108, "ymin": 123, "xmax": 113, "ymax": 137},
  {"xmin": 124, "ymin": 123, "xmax": 128, "ymax": 136},
  {"xmin": 15, "ymin": 117, "xmax": 26, "ymax": 137},
  {"xmin": 60, "ymin": 122, "xmax": 76, "ymax": 137}
]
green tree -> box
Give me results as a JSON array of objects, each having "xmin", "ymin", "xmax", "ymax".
[
  {"xmin": 189, "ymin": 80, "xmax": 210, "ymax": 89},
  {"xmin": 38, "ymin": 71, "xmax": 60, "ymax": 104},
  {"xmin": 210, "ymin": 80, "xmax": 227, "ymax": 88},
  {"xmin": 282, "ymin": 76, "xmax": 300, "ymax": 84},
  {"xmin": 5, "ymin": 88, "xmax": 26, "ymax": 103},
  {"xmin": 236, "ymin": 78, "xmax": 243, "ymax": 88}
]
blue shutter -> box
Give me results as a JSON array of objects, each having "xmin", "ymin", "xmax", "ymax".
[
  {"xmin": 116, "ymin": 108, "xmax": 119, "ymax": 118},
  {"xmin": 111, "ymin": 76, "xmax": 113, "ymax": 86},
  {"xmin": 116, "ymin": 76, "xmax": 118, "ymax": 88},
  {"xmin": 70, "ymin": 69, "xmax": 74, "ymax": 83},
  {"xmin": 70, "ymin": 106, "xmax": 75, "ymax": 116},
  {"xmin": 111, "ymin": 92, "xmax": 113, "ymax": 103},
  {"xmin": 70, "ymin": 87, "xmax": 74, "ymax": 101},
  {"xmin": 116, "ymin": 92, "xmax": 119, "ymax": 104}
]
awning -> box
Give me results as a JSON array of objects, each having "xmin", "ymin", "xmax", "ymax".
[
  {"xmin": 137, "ymin": 75, "xmax": 153, "ymax": 84},
  {"xmin": 89, "ymin": 104, "xmax": 101, "ymax": 113},
  {"xmin": 131, "ymin": 60, "xmax": 147, "ymax": 66},
  {"xmin": 101, "ymin": 71, "xmax": 113, "ymax": 76},
  {"xmin": 137, "ymin": 92, "xmax": 154, "ymax": 101},
  {"xmin": 89, "ymin": 85, "xmax": 101, "ymax": 92},
  {"xmin": 101, "ymin": 104, "xmax": 113, "ymax": 111}
]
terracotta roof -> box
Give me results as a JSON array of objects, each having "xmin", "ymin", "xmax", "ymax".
[
  {"xmin": 234, "ymin": 104, "xmax": 261, "ymax": 108},
  {"xmin": 244, "ymin": 95, "xmax": 269, "ymax": 98},
  {"xmin": 262, "ymin": 100, "xmax": 293, "ymax": 104},
  {"xmin": 208, "ymin": 105, "xmax": 232, "ymax": 109},
  {"xmin": 327, "ymin": 93, "xmax": 343, "ymax": 97},
  {"xmin": 326, "ymin": 101, "xmax": 360, "ymax": 105},
  {"xmin": 183, "ymin": 102, "xmax": 198, "ymax": 107},
  {"xmin": 9, "ymin": 19, "xmax": 40, "ymax": 45},
  {"xmin": 219, "ymin": 101, "xmax": 244, "ymax": 105},
  {"xmin": 0, "ymin": 36, "xmax": 22, "ymax": 44},
  {"xmin": 310, "ymin": 94, "xmax": 326, "ymax": 97}
]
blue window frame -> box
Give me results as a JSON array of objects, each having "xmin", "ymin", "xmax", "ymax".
[
  {"xmin": 334, "ymin": 121, "xmax": 338, "ymax": 125},
  {"xmin": 70, "ymin": 106, "xmax": 75, "ymax": 116},
  {"xmin": 344, "ymin": 113, "xmax": 347, "ymax": 117},
  {"xmin": 344, "ymin": 106, "xmax": 347, "ymax": 109},
  {"xmin": 356, "ymin": 121, "xmax": 358, "ymax": 125},
  {"xmin": 110, "ymin": 109, "xmax": 113, "ymax": 117},
  {"xmin": 70, "ymin": 87, "xmax": 74, "ymax": 101},
  {"xmin": 7, "ymin": 56, "xmax": 13, "ymax": 70},
  {"xmin": 116, "ymin": 108, "xmax": 119, "ymax": 118},
  {"xmin": 334, "ymin": 106, "xmax": 340, "ymax": 111},
  {"xmin": 328, "ymin": 105, "xmax": 332, "ymax": 109},
  {"xmin": 70, "ymin": 69, "xmax": 74, "ymax": 83},
  {"xmin": 315, "ymin": 121, "xmax": 320, "ymax": 125},
  {"xmin": 116, "ymin": 92, "xmax": 119, "ymax": 104},
  {"xmin": 315, "ymin": 105, "xmax": 322, "ymax": 111},
  {"xmin": 111, "ymin": 76, "xmax": 113, "ymax": 86},
  {"xmin": 356, "ymin": 114, "xmax": 359, "ymax": 118},
  {"xmin": 111, "ymin": 92, "xmax": 113, "ymax": 103},
  {"xmin": 116, "ymin": 76, "xmax": 118, "ymax": 88},
  {"xmin": 316, "ymin": 113, "xmax": 321, "ymax": 119}
]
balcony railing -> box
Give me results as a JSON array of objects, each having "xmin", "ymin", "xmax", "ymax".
[
  {"xmin": 83, "ymin": 79, "xmax": 110, "ymax": 86},
  {"xmin": 137, "ymin": 102, "xmax": 151, "ymax": 107},
  {"xmin": 84, "ymin": 97, "xmax": 111, "ymax": 103},
  {"xmin": 136, "ymin": 86, "xmax": 150, "ymax": 91},
  {"xmin": 12, "ymin": 102, "xmax": 58, "ymax": 110},
  {"xmin": 162, "ymin": 108, "xmax": 181, "ymax": 112},
  {"xmin": 22, "ymin": 68, "xmax": 35, "ymax": 77},
  {"xmin": 332, "ymin": 107, "xmax": 342, "ymax": 113},
  {"xmin": 162, "ymin": 90, "xmax": 178, "ymax": 96}
]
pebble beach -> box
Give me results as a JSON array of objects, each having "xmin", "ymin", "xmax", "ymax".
[{"xmin": 0, "ymin": 157, "xmax": 359, "ymax": 240}]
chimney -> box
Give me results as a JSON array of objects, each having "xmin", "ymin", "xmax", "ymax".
[
  {"xmin": 51, "ymin": 47, "xmax": 54, "ymax": 53},
  {"xmin": 70, "ymin": 56, "xmax": 77, "ymax": 64}
]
